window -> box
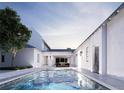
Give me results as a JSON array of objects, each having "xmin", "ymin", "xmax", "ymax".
[
  {"xmin": 56, "ymin": 58, "xmax": 68, "ymax": 63},
  {"xmin": 86, "ymin": 47, "xmax": 88, "ymax": 62},
  {"xmin": 1, "ymin": 55, "xmax": 5, "ymax": 63},
  {"xmin": 61, "ymin": 58, "xmax": 64, "ymax": 62},
  {"xmin": 64, "ymin": 58, "xmax": 67, "ymax": 62},
  {"xmin": 56, "ymin": 58, "xmax": 59, "ymax": 62}
]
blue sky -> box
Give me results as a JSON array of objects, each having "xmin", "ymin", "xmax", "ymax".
[{"xmin": 0, "ymin": 2, "xmax": 122, "ymax": 49}]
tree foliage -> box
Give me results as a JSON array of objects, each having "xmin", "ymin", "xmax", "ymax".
[{"xmin": 0, "ymin": 7, "xmax": 32, "ymax": 66}]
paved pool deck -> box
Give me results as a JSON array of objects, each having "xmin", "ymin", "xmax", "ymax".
[
  {"xmin": 76, "ymin": 68, "xmax": 124, "ymax": 90},
  {"xmin": 0, "ymin": 67, "xmax": 124, "ymax": 90}
]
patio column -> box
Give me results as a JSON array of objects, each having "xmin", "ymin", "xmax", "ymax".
[
  {"xmin": 99, "ymin": 24, "xmax": 107, "ymax": 75},
  {"xmin": 67, "ymin": 57, "xmax": 70, "ymax": 64},
  {"xmin": 48, "ymin": 56, "xmax": 51, "ymax": 66},
  {"xmin": 51, "ymin": 56, "xmax": 55, "ymax": 66}
]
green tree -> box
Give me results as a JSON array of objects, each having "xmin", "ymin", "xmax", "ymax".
[{"xmin": 0, "ymin": 7, "xmax": 32, "ymax": 67}]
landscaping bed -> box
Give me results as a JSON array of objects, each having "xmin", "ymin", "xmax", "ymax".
[{"xmin": 0, "ymin": 66, "xmax": 33, "ymax": 70}]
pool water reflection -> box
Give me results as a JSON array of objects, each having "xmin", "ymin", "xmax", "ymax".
[{"xmin": 0, "ymin": 70, "xmax": 109, "ymax": 90}]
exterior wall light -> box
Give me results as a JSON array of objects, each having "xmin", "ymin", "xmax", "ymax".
[
  {"xmin": 108, "ymin": 17, "xmax": 112, "ymax": 21},
  {"xmin": 117, "ymin": 10, "xmax": 120, "ymax": 13}
]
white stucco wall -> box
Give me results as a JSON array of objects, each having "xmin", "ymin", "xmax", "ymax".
[
  {"xmin": 107, "ymin": 8, "xmax": 124, "ymax": 78},
  {"xmin": 80, "ymin": 39, "xmax": 91, "ymax": 71},
  {"xmin": 14, "ymin": 48, "xmax": 45, "ymax": 68},
  {"xmin": 74, "ymin": 28, "xmax": 103, "ymax": 73},
  {"xmin": 0, "ymin": 51, "xmax": 12, "ymax": 67},
  {"xmin": 70, "ymin": 55, "xmax": 76, "ymax": 67},
  {"xmin": 33, "ymin": 49, "xmax": 44, "ymax": 68},
  {"xmin": 14, "ymin": 48, "xmax": 34, "ymax": 67}
]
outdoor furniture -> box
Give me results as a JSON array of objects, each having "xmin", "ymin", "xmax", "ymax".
[{"xmin": 56, "ymin": 62, "xmax": 69, "ymax": 67}]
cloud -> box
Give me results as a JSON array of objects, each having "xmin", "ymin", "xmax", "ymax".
[
  {"xmin": 37, "ymin": 2, "xmax": 121, "ymax": 49},
  {"xmin": 0, "ymin": 2, "xmax": 121, "ymax": 49}
]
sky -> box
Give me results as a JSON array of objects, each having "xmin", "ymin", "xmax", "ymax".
[{"xmin": 0, "ymin": 2, "xmax": 122, "ymax": 49}]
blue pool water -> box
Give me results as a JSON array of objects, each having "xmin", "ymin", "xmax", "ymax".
[{"xmin": 0, "ymin": 70, "xmax": 109, "ymax": 90}]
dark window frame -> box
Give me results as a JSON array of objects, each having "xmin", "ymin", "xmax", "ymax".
[
  {"xmin": 61, "ymin": 58, "xmax": 64, "ymax": 62},
  {"xmin": 1, "ymin": 55, "xmax": 5, "ymax": 63},
  {"xmin": 64, "ymin": 58, "xmax": 67, "ymax": 62},
  {"xmin": 56, "ymin": 58, "xmax": 59, "ymax": 62}
]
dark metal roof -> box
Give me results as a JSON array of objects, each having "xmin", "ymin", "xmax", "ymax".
[
  {"xmin": 43, "ymin": 40, "xmax": 51, "ymax": 50},
  {"xmin": 50, "ymin": 49, "xmax": 75, "ymax": 52},
  {"xmin": 25, "ymin": 44, "xmax": 36, "ymax": 48}
]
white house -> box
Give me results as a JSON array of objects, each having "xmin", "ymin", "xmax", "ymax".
[
  {"xmin": 1, "ymin": 3, "xmax": 124, "ymax": 81},
  {"xmin": 74, "ymin": 3, "xmax": 124, "ymax": 81},
  {"xmin": 0, "ymin": 30, "xmax": 74, "ymax": 68}
]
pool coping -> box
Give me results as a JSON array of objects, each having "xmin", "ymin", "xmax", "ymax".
[
  {"xmin": 0, "ymin": 68, "xmax": 42, "ymax": 86},
  {"xmin": 74, "ymin": 68, "xmax": 124, "ymax": 90}
]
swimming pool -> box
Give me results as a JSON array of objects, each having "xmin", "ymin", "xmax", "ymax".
[{"xmin": 0, "ymin": 69, "xmax": 109, "ymax": 90}]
